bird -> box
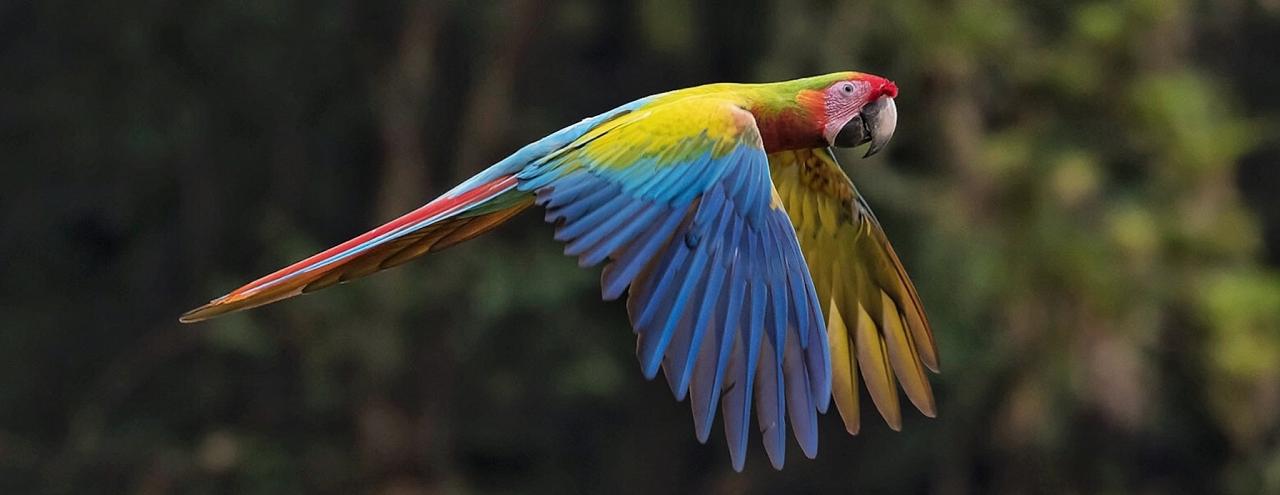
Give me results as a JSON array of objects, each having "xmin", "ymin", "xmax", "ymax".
[{"xmin": 181, "ymin": 71, "xmax": 939, "ymax": 471}]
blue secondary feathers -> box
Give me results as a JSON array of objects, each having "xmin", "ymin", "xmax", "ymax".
[
  {"xmin": 565, "ymin": 200, "xmax": 658, "ymax": 266},
  {"xmin": 599, "ymin": 208, "xmax": 684, "ymax": 301}
]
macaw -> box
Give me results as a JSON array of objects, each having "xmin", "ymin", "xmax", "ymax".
[{"xmin": 182, "ymin": 72, "xmax": 938, "ymax": 471}]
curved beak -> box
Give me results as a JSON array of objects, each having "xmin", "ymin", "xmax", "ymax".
[{"xmin": 833, "ymin": 96, "xmax": 898, "ymax": 158}]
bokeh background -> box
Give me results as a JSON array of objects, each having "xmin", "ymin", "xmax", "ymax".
[{"xmin": 5, "ymin": 0, "xmax": 1280, "ymax": 493}]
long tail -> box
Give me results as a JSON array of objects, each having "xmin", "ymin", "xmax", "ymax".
[{"xmin": 180, "ymin": 173, "xmax": 531, "ymax": 322}]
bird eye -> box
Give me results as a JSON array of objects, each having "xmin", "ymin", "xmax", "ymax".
[{"xmin": 840, "ymin": 83, "xmax": 855, "ymax": 95}]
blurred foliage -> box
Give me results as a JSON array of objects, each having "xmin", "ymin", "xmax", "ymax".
[{"xmin": 3, "ymin": 0, "xmax": 1280, "ymax": 493}]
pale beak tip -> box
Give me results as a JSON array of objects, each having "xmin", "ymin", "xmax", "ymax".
[{"xmin": 864, "ymin": 97, "xmax": 897, "ymax": 158}]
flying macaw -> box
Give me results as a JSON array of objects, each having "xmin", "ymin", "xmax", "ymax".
[{"xmin": 182, "ymin": 72, "xmax": 938, "ymax": 471}]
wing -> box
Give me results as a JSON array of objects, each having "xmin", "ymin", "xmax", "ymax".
[
  {"xmin": 180, "ymin": 181, "xmax": 532, "ymax": 322},
  {"xmin": 180, "ymin": 105, "xmax": 644, "ymax": 323},
  {"xmin": 768, "ymin": 147, "xmax": 938, "ymax": 434},
  {"xmin": 517, "ymin": 96, "xmax": 830, "ymax": 471}
]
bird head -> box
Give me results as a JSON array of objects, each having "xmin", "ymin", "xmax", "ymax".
[{"xmin": 800, "ymin": 73, "xmax": 899, "ymax": 157}]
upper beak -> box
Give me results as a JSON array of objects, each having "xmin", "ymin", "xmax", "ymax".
[{"xmin": 833, "ymin": 96, "xmax": 898, "ymax": 158}]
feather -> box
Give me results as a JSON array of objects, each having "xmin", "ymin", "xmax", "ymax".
[
  {"xmin": 557, "ymin": 189, "xmax": 636, "ymax": 244},
  {"xmin": 661, "ymin": 289, "xmax": 701, "ymax": 399},
  {"xmin": 670, "ymin": 196, "xmax": 734, "ymax": 398},
  {"xmin": 755, "ymin": 332, "xmax": 786, "ymax": 469},
  {"xmin": 550, "ymin": 184, "xmax": 619, "ymax": 240},
  {"xmin": 784, "ymin": 321, "xmax": 819, "ymax": 458},
  {"xmin": 722, "ymin": 333, "xmax": 750, "ymax": 471},
  {"xmin": 572, "ymin": 201, "xmax": 663, "ymax": 267},
  {"xmin": 634, "ymin": 244, "xmax": 693, "ymax": 377},
  {"xmin": 180, "ymin": 176, "xmax": 527, "ymax": 322},
  {"xmin": 827, "ymin": 290, "xmax": 860, "ymax": 434},
  {"xmin": 184, "ymin": 77, "xmax": 938, "ymax": 472},
  {"xmin": 599, "ymin": 205, "xmax": 685, "ymax": 301},
  {"xmin": 728, "ymin": 278, "xmax": 766, "ymax": 471},
  {"xmin": 646, "ymin": 228, "xmax": 711, "ymax": 379},
  {"xmin": 855, "ymin": 302, "xmax": 901, "ymax": 431},
  {"xmin": 880, "ymin": 291, "xmax": 936, "ymax": 417},
  {"xmin": 535, "ymin": 172, "xmax": 597, "ymax": 209},
  {"xmin": 767, "ymin": 147, "xmax": 939, "ymax": 431},
  {"xmin": 693, "ymin": 251, "xmax": 745, "ymax": 443}
]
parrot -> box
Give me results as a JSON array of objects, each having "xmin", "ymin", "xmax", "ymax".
[{"xmin": 181, "ymin": 71, "xmax": 938, "ymax": 471}]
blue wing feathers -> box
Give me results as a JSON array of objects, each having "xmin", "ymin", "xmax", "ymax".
[
  {"xmin": 548, "ymin": 184, "xmax": 617, "ymax": 234},
  {"xmin": 698, "ymin": 256, "xmax": 742, "ymax": 442},
  {"xmin": 801, "ymin": 261, "xmax": 833, "ymax": 414},
  {"xmin": 649, "ymin": 239, "xmax": 710, "ymax": 379},
  {"xmin": 558, "ymin": 193, "xmax": 637, "ymax": 254},
  {"xmin": 787, "ymin": 254, "xmax": 811, "ymax": 349},
  {"xmin": 784, "ymin": 333, "xmax": 819, "ymax": 458},
  {"xmin": 689, "ymin": 302, "xmax": 722, "ymax": 442},
  {"xmin": 534, "ymin": 172, "xmax": 595, "ymax": 208},
  {"xmin": 756, "ymin": 334, "xmax": 786, "ymax": 469},
  {"xmin": 660, "ymin": 291, "xmax": 701, "ymax": 398},
  {"xmin": 723, "ymin": 333, "xmax": 749, "ymax": 470},
  {"xmin": 678, "ymin": 256, "xmax": 725, "ymax": 400},
  {"xmin": 650, "ymin": 225, "xmax": 711, "ymax": 367},
  {"xmin": 573, "ymin": 201, "xmax": 663, "ymax": 267},
  {"xmin": 734, "ymin": 280, "xmax": 766, "ymax": 470},
  {"xmin": 599, "ymin": 207, "xmax": 684, "ymax": 300},
  {"xmin": 632, "ymin": 231, "xmax": 688, "ymax": 329},
  {"xmin": 634, "ymin": 254, "xmax": 685, "ymax": 334},
  {"xmin": 675, "ymin": 199, "xmax": 734, "ymax": 398},
  {"xmin": 759, "ymin": 225, "xmax": 791, "ymax": 469},
  {"xmin": 518, "ymin": 103, "xmax": 829, "ymax": 470},
  {"xmin": 661, "ymin": 189, "xmax": 733, "ymax": 399}
]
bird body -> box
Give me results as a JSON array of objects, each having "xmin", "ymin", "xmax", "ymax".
[{"xmin": 183, "ymin": 72, "xmax": 937, "ymax": 471}]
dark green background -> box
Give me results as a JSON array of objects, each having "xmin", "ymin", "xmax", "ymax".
[{"xmin": 4, "ymin": 0, "xmax": 1280, "ymax": 493}]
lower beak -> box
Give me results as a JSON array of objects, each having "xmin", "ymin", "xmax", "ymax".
[{"xmin": 833, "ymin": 96, "xmax": 898, "ymax": 158}]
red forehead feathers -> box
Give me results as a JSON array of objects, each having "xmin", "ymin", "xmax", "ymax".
[{"xmin": 855, "ymin": 74, "xmax": 898, "ymax": 99}]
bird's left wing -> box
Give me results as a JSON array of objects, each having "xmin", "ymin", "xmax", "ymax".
[
  {"xmin": 517, "ymin": 96, "xmax": 829, "ymax": 470},
  {"xmin": 767, "ymin": 147, "xmax": 938, "ymax": 435}
]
